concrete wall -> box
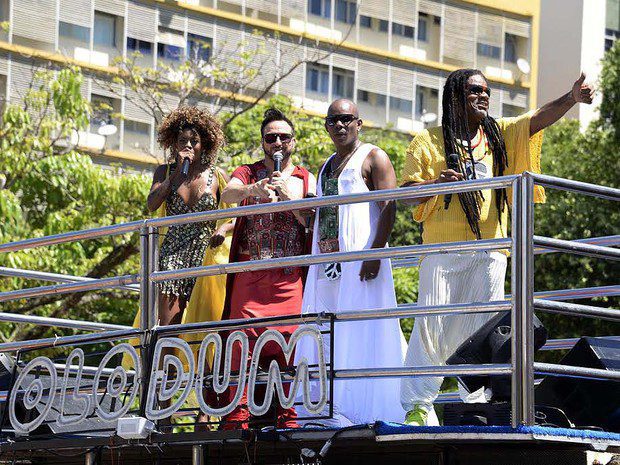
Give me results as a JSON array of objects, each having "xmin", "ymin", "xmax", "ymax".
[{"xmin": 538, "ymin": 0, "xmax": 605, "ymax": 127}]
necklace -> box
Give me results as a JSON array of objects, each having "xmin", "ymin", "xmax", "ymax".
[{"xmin": 329, "ymin": 141, "xmax": 362, "ymax": 178}]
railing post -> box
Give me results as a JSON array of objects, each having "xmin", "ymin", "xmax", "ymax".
[
  {"xmin": 139, "ymin": 226, "xmax": 151, "ymax": 415},
  {"xmin": 192, "ymin": 445, "xmax": 204, "ymax": 465},
  {"xmin": 148, "ymin": 226, "xmax": 159, "ymax": 330},
  {"xmin": 511, "ymin": 173, "xmax": 535, "ymax": 426}
]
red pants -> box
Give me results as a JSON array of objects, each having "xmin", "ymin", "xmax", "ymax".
[{"xmin": 221, "ymin": 261, "xmax": 302, "ymax": 430}]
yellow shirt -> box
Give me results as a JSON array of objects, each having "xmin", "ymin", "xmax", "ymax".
[{"xmin": 400, "ymin": 110, "xmax": 546, "ymax": 244}]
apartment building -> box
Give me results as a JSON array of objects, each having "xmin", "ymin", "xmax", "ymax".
[
  {"xmin": 538, "ymin": 0, "xmax": 619, "ymax": 129},
  {"xmin": 0, "ymin": 0, "xmax": 539, "ymax": 166}
]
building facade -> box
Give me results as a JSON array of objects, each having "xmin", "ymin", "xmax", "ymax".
[
  {"xmin": 0, "ymin": 0, "xmax": 539, "ymax": 166},
  {"xmin": 538, "ymin": 0, "xmax": 619, "ymax": 129}
]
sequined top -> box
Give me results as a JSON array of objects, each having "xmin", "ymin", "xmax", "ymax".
[{"xmin": 158, "ymin": 166, "xmax": 217, "ymax": 301}]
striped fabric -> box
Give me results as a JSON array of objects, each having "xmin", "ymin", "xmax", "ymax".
[{"xmin": 400, "ymin": 251, "xmax": 507, "ymax": 414}]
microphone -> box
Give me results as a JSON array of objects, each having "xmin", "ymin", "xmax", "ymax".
[
  {"xmin": 273, "ymin": 150, "xmax": 283, "ymax": 173},
  {"xmin": 181, "ymin": 158, "xmax": 190, "ymax": 177},
  {"xmin": 444, "ymin": 153, "xmax": 460, "ymax": 210}
]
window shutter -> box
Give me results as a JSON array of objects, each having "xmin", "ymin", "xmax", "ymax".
[
  {"xmin": 356, "ymin": 58, "xmax": 387, "ymax": 94},
  {"xmin": 95, "ymin": 0, "xmax": 126, "ymax": 15},
  {"xmin": 60, "ymin": 0, "xmax": 94, "ymax": 28},
  {"xmin": 127, "ymin": 1, "xmax": 157, "ymax": 42},
  {"xmin": 442, "ymin": 4, "xmax": 475, "ymax": 65},
  {"xmin": 13, "ymin": 0, "xmax": 56, "ymax": 43},
  {"xmin": 389, "ymin": 65, "xmax": 414, "ymax": 100}
]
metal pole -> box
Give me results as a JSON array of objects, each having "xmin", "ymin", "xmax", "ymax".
[
  {"xmin": 534, "ymin": 298, "xmax": 620, "ymax": 322},
  {"xmin": 511, "ymin": 174, "xmax": 535, "ymax": 427},
  {"xmin": 530, "ymin": 173, "xmax": 620, "ymax": 201},
  {"xmin": 151, "ymin": 237, "xmax": 512, "ymax": 282},
  {"xmin": 148, "ymin": 227, "xmax": 159, "ymax": 330},
  {"xmin": 139, "ymin": 226, "xmax": 150, "ymax": 416},
  {"xmin": 192, "ymin": 444, "xmax": 204, "ymax": 465},
  {"xmin": 85, "ymin": 450, "xmax": 96, "ymax": 465},
  {"xmin": 0, "ymin": 266, "xmax": 139, "ymax": 291},
  {"xmin": 0, "ymin": 312, "xmax": 131, "ymax": 331},
  {"xmin": 533, "ymin": 235, "xmax": 620, "ymax": 261}
]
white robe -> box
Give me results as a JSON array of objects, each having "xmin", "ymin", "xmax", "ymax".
[{"xmin": 294, "ymin": 143, "xmax": 406, "ymax": 427}]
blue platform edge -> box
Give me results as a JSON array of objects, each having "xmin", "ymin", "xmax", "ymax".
[{"xmin": 374, "ymin": 421, "xmax": 620, "ymax": 442}]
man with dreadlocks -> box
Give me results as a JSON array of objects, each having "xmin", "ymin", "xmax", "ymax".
[{"xmin": 399, "ymin": 69, "xmax": 594, "ymax": 425}]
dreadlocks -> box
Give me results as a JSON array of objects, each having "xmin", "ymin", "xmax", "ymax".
[{"xmin": 441, "ymin": 68, "xmax": 509, "ymax": 239}]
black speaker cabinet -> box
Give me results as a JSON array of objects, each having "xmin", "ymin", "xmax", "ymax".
[
  {"xmin": 447, "ymin": 311, "xmax": 548, "ymax": 400},
  {"xmin": 535, "ymin": 336, "xmax": 620, "ymax": 432}
]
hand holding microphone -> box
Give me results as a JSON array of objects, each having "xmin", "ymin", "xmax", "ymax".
[
  {"xmin": 270, "ymin": 150, "xmax": 289, "ymax": 200},
  {"xmin": 442, "ymin": 153, "xmax": 464, "ymax": 209}
]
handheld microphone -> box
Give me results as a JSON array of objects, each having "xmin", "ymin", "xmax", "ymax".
[
  {"xmin": 273, "ymin": 150, "xmax": 283, "ymax": 173},
  {"xmin": 444, "ymin": 153, "xmax": 460, "ymax": 210},
  {"xmin": 181, "ymin": 158, "xmax": 190, "ymax": 177}
]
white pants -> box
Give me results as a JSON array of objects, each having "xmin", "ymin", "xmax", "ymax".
[{"xmin": 400, "ymin": 251, "xmax": 507, "ymax": 413}]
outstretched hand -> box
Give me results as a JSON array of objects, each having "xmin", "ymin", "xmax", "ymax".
[{"xmin": 571, "ymin": 72, "xmax": 595, "ymax": 104}]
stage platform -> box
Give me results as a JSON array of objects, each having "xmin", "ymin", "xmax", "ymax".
[{"xmin": 2, "ymin": 423, "xmax": 619, "ymax": 465}]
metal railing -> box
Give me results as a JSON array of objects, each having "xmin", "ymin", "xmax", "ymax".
[{"xmin": 0, "ymin": 172, "xmax": 618, "ymax": 430}]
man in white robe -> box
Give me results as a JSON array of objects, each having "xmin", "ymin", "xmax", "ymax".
[{"xmin": 294, "ymin": 99, "xmax": 406, "ymax": 427}]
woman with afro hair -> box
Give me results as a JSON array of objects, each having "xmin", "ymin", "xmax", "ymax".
[{"xmin": 138, "ymin": 106, "xmax": 234, "ymax": 338}]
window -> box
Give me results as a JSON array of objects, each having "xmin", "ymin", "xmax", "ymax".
[
  {"xmin": 379, "ymin": 19, "xmax": 389, "ymax": 32},
  {"xmin": 477, "ymin": 42, "xmax": 501, "ymax": 59},
  {"xmin": 417, "ymin": 16, "xmax": 427, "ymax": 41},
  {"xmin": 502, "ymin": 103, "xmax": 523, "ymax": 117},
  {"xmin": 336, "ymin": 0, "xmax": 356, "ymax": 24},
  {"xmin": 157, "ymin": 43, "xmax": 183, "ymax": 61},
  {"xmin": 415, "ymin": 90, "xmax": 425, "ymax": 117},
  {"xmin": 127, "ymin": 37, "xmax": 153, "ymax": 55},
  {"xmin": 357, "ymin": 89, "xmax": 387, "ymax": 107},
  {"xmin": 504, "ymin": 33, "xmax": 518, "ymax": 63},
  {"xmin": 187, "ymin": 33, "xmax": 212, "ymax": 62},
  {"xmin": 125, "ymin": 120, "xmax": 150, "ymax": 135},
  {"xmin": 90, "ymin": 95, "xmax": 116, "ymax": 130},
  {"xmin": 360, "ymin": 15, "xmax": 372, "ymax": 28},
  {"xmin": 390, "ymin": 96, "xmax": 413, "ymax": 113},
  {"xmin": 94, "ymin": 12, "xmax": 116, "ymax": 47},
  {"xmin": 59, "ymin": 21, "xmax": 90, "ymax": 43},
  {"xmin": 391, "ymin": 21, "xmax": 414, "ymax": 38},
  {"xmin": 333, "ymin": 68, "xmax": 354, "ymax": 98},
  {"xmin": 604, "ymin": 27, "xmax": 620, "ymax": 51},
  {"xmin": 308, "ymin": 0, "xmax": 331, "ymax": 18},
  {"xmin": 306, "ymin": 64, "xmax": 329, "ymax": 94}
]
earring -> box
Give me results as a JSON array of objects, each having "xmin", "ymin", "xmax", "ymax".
[{"xmin": 201, "ymin": 150, "xmax": 210, "ymax": 165}]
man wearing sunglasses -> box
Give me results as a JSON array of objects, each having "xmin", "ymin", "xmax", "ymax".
[
  {"xmin": 295, "ymin": 99, "xmax": 406, "ymax": 427},
  {"xmin": 399, "ymin": 69, "xmax": 595, "ymax": 426},
  {"xmin": 219, "ymin": 108, "xmax": 316, "ymax": 429}
]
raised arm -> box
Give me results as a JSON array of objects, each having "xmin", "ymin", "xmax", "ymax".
[
  {"xmin": 530, "ymin": 72, "xmax": 594, "ymax": 136},
  {"xmin": 147, "ymin": 164, "xmax": 182, "ymax": 212}
]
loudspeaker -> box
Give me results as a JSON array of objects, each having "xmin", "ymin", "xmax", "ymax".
[
  {"xmin": 446, "ymin": 312, "xmax": 548, "ymax": 400},
  {"xmin": 535, "ymin": 337, "xmax": 620, "ymax": 432}
]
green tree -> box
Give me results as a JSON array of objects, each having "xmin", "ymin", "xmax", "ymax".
[
  {"xmin": 534, "ymin": 41, "xmax": 620, "ymax": 340},
  {"xmin": 0, "ymin": 66, "xmax": 150, "ymax": 342}
]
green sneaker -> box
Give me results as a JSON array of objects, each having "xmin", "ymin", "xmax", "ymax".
[{"xmin": 404, "ymin": 405, "xmax": 429, "ymax": 426}]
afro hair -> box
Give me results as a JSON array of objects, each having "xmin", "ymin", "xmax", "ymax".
[{"xmin": 157, "ymin": 106, "xmax": 225, "ymax": 164}]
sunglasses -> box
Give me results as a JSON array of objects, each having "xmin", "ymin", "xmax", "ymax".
[
  {"xmin": 467, "ymin": 84, "xmax": 492, "ymax": 97},
  {"xmin": 263, "ymin": 133, "xmax": 293, "ymax": 144},
  {"xmin": 325, "ymin": 114, "xmax": 358, "ymax": 127}
]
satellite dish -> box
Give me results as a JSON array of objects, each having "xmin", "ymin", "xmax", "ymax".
[
  {"xmin": 420, "ymin": 112, "xmax": 437, "ymax": 124},
  {"xmin": 97, "ymin": 122, "xmax": 118, "ymax": 136},
  {"xmin": 517, "ymin": 58, "xmax": 531, "ymax": 75}
]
